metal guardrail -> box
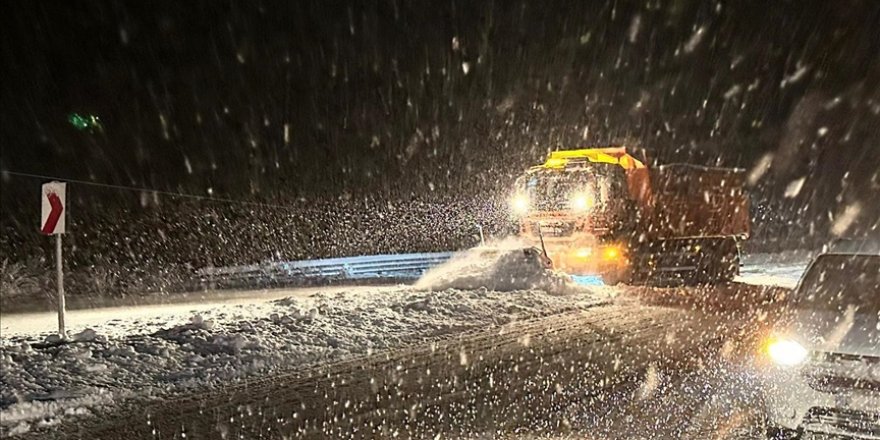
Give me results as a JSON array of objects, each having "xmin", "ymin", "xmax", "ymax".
[{"xmin": 198, "ymin": 252, "xmax": 454, "ymax": 285}]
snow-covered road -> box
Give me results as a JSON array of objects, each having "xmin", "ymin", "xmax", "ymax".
[
  {"xmin": 0, "ymin": 254, "xmax": 807, "ymax": 338},
  {"xmin": 0, "ymin": 250, "xmax": 807, "ymax": 437},
  {"xmin": 0, "ymin": 284, "xmax": 606, "ymax": 436},
  {"xmin": 506, "ymin": 360, "xmax": 767, "ymax": 440},
  {"xmin": 29, "ymin": 285, "xmax": 778, "ymax": 440}
]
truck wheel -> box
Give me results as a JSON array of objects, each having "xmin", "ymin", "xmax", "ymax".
[
  {"xmin": 711, "ymin": 244, "xmax": 739, "ymax": 283},
  {"xmin": 694, "ymin": 238, "xmax": 739, "ymax": 284}
]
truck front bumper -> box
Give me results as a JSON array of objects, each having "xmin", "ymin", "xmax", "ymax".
[{"xmin": 545, "ymin": 242, "xmax": 630, "ymax": 281}]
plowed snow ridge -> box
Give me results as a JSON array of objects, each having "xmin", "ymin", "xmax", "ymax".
[{"xmin": 0, "ymin": 285, "xmax": 603, "ymax": 435}]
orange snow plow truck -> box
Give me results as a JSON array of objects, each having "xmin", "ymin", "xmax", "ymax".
[{"xmin": 510, "ymin": 147, "xmax": 749, "ymax": 284}]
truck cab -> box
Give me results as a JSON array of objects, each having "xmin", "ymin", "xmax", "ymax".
[{"xmin": 509, "ymin": 148, "xmax": 646, "ymax": 281}]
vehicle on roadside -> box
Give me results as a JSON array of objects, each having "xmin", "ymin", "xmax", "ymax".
[
  {"xmin": 758, "ymin": 251, "xmax": 880, "ymax": 439},
  {"xmin": 828, "ymin": 238, "xmax": 880, "ymax": 255}
]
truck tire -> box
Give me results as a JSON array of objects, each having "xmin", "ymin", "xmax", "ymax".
[{"xmin": 694, "ymin": 237, "xmax": 740, "ymax": 284}]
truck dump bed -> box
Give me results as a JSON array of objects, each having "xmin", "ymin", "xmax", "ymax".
[{"xmin": 647, "ymin": 164, "xmax": 749, "ymax": 239}]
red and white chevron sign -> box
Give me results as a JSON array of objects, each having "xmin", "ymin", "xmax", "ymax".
[{"xmin": 40, "ymin": 182, "xmax": 66, "ymax": 235}]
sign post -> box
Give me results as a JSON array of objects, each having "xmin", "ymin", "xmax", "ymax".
[{"xmin": 41, "ymin": 182, "xmax": 67, "ymax": 338}]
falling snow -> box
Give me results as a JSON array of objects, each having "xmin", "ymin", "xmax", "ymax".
[{"xmin": 2, "ymin": 2, "xmax": 879, "ymax": 438}]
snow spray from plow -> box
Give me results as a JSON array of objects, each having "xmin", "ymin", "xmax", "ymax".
[{"xmin": 414, "ymin": 238, "xmax": 583, "ymax": 293}]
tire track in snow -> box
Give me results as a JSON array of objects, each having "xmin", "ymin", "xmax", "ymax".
[{"xmin": 31, "ymin": 285, "xmax": 779, "ymax": 440}]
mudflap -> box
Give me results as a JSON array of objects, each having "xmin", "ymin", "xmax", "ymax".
[{"xmin": 633, "ymin": 236, "xmax": 741, "ymax": 285}]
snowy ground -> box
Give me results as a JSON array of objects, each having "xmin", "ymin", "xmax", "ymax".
[
  {"xmin": 0, "ymin": 249, "xmax": 605, "ymax": 436},
  {"xmin": 0, "ymin": 285, "xmax": 402, "ymax": 338},
  {"xmin": 0, "ymin": 249, "xmax": 808, "ymax": 436},
  {"xmin": 494, "ymin": 360, "xmax": 767, "ymax": 440}
]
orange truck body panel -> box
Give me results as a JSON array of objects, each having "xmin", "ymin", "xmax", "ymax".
[{"xmin": 645, "ymin": 164, "xmax": 750, "ymax": 239}]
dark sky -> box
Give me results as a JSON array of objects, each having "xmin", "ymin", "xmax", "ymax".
[{"xmin": 2, "ymin": 0, "xmax": 879, "ymax": 234}]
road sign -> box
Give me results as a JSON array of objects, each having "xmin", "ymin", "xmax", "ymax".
[
  {"xmin": 40, "ymin": 181, "xmax": 68, "ymax": 338},
  {"xmin": 41, "ymin": 182, "xmax": 66, "ymax": 235}
]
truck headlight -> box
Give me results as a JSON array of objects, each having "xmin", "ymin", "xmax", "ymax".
[
  {"xmin": 766, "ymin": 338, "xmax": 808, "ymax": 366},
  {"xmin": 569, "ymin": 191, "xmax": 595, "ymax": 212},
  {"xmin": 574, "ymin": 247, "xmax": 593, "ymax": 259},
  {"xmin": 602, "ymin": 245, "xmax": 622, "ymax": 261},
  {"xmin": 510, "ymin": 193, "xmax": 530, "ymax": 215}
]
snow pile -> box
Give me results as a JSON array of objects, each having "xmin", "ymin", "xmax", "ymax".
[
  {"xmin": 736, "ymin": 251, "xmax": 811, "ymax": 288},
  {"xmin": 415, "ymin": 239, "xmax": 577, "ymax": 294},
  {"xmin": 0, "ymin": 285, "xmax": 603, "ymax": 434}
]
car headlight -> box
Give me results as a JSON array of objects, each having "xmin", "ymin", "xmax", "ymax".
[
  {"xmin": 510, "ymin": 193, "xmax": 530, "ymax": 215},
  {"xmin": 569, "ymin": 191, "xmax": 595, "ymax": 212},
  {"xmin": 766, "ymin": 338, "xmax": 808, "ymax": 366}
]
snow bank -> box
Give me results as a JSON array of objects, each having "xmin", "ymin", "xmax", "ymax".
[
  {"xmin": 415, "ymin": 239, "xmax": 578, "ymax": 294},
  {"xmin": 741, "ymin": 250, "xmax": 814, "ymax": 266},
  {"xmin": 0, "ymin": 285, "xmax": 603, "ymax": 434},
  {"xmin": 737, "ymin": 251, "xmax": 810, "ymax": 288}
]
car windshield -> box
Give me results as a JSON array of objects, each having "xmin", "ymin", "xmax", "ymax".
[{"xmin": 796, "ymin": 254, "xmax": 880, "ymax": 314}]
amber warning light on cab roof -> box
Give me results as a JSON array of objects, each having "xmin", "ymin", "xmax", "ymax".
[{"xmin": 537, "ymin": 147, "xmax": 646, "ymax": 170}]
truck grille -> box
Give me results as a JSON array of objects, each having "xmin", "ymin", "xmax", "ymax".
[
  {"xmin": 802, "ymin": 407, "xmax": 880, "ymax": 438},
  {"xmin": 806, "ymin": 374, "xmax": 880, "ymax": 393},
  {"xmin": 532, "ymin": 197, "xmax": 570, "ymax": 211},
  {"xmin": 535, "ymin": 221, "xmax": 576, "ymax": 237}
]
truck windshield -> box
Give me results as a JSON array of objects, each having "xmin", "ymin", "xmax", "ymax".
[
  {"xmin": 524, "ymin": 167, "xmax": 625, "ymax": 211},
  {"xmin": 796, "ymin": 254, "xmax": 880, "ymax": 314},
  {"xmin": 526, "ymin": 172, "xmax": 592, "ymax": 210}
]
